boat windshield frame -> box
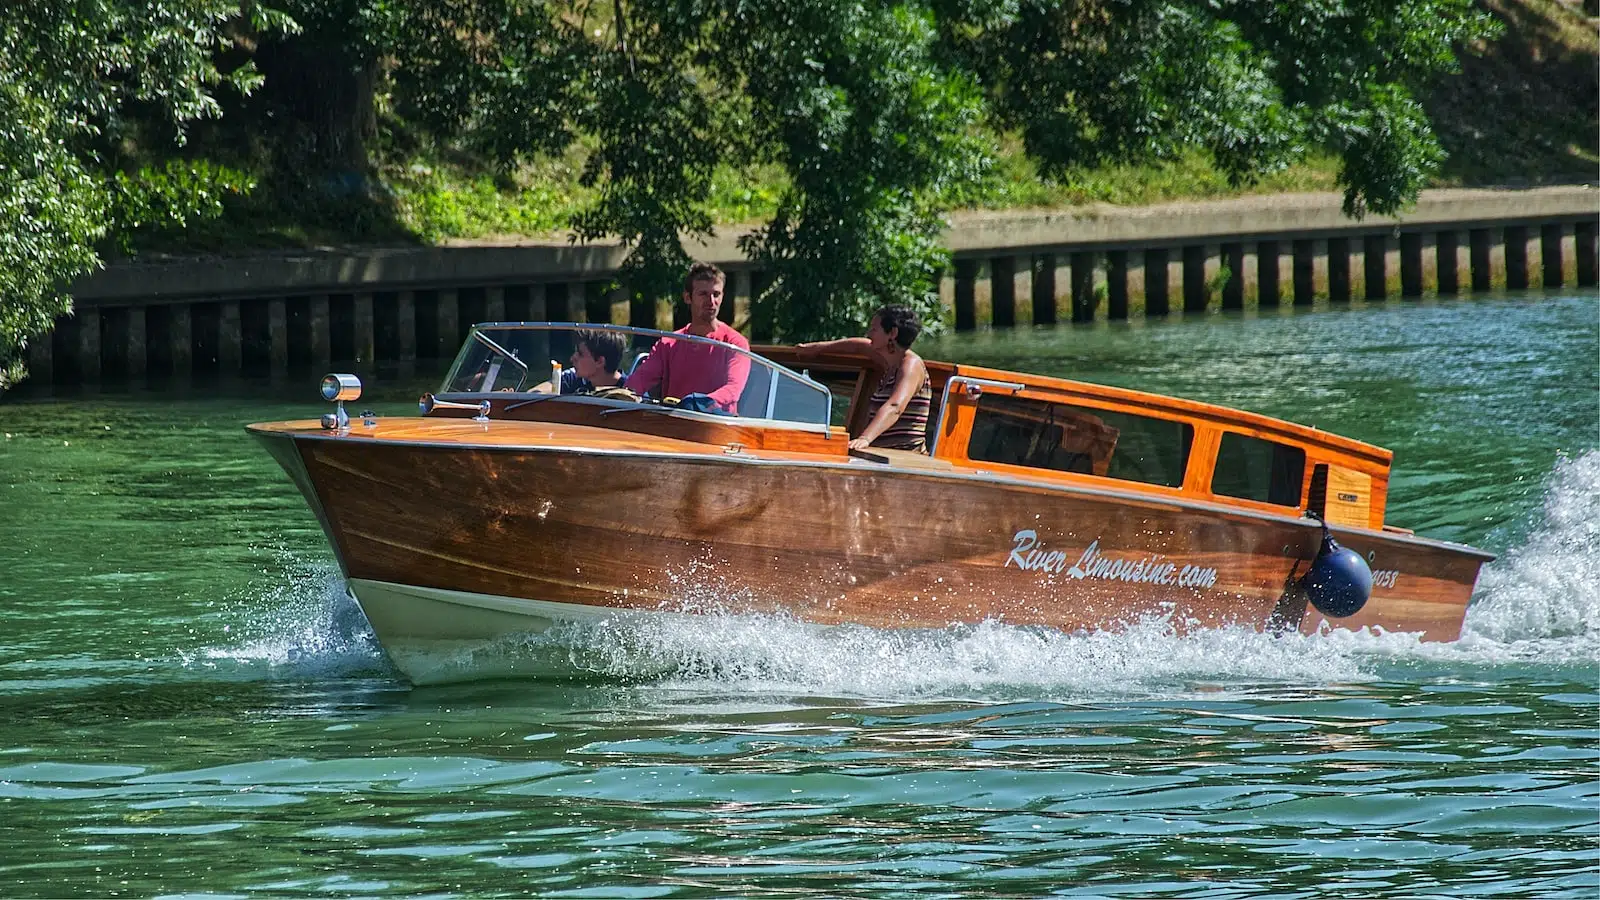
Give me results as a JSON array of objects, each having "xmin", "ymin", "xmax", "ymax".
[{"xmin": 438, "ymin": 322, "xmax": 835, "ymax": 431}]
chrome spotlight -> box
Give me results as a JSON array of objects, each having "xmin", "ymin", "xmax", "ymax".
[{"xmin": 319, "ymin": 373, "xmax": 362, "ymax": 430}]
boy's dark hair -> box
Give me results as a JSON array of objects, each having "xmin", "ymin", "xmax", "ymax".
[
  {"xmin": 683, "ymin": 262, "xmax": 725, "ymax": 293},
  {"xmin": 874, "ymin": 304, "xmax": 921, "ymax": 349},
  {"xmin": 575, "ymin": 328, "xmax": 627, "ymax": 372}
]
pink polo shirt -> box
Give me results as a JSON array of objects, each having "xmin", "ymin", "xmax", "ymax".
[{"xmin": 624, "ymin": 320, "xmax": 752, "ymax": 413}]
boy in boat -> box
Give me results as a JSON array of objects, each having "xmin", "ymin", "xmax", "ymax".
[
  {"xmin": 797, "ymin": 304, "xmax": 932, "ymax": 453},
  {"xmin": 531, "ymin": 328, "xmax": 629, "ymax": 395},
  {"xmin": 624, "ymin": 262, "xmax": 751, "ymax": 414}
]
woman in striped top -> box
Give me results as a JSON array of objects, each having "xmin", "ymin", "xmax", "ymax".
[{"xmin": 797, "ymin": 305, "xmax": 932, "ymax": 453}]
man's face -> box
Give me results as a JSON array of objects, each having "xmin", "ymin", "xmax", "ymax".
[{"xmin": 685, "ymin": 276, "xmax": 725, "ymax": 324}]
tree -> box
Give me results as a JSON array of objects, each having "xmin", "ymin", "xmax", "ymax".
[
  {"xmin": 957, "ymin": 0, "xmax": 1497, "ymax": 217},
  {"xmin": 378, "ymin": 0, "xmax": 1495, "ymax": 340},
  {"xmin": 0, "ymin": 1, "xmax": 283, "ymax": 390},
  {"xmin": 3, "ymin": 0, "xmax": 1499, "ymax": 385}
]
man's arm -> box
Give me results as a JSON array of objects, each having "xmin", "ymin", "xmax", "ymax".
[
  {"xmin": 623, "ymin": 339, "xmax": 670, "ymax": 396},
  {"xmin": 707, "ymin": 342, "xmax": 752, "ymax": 412}
]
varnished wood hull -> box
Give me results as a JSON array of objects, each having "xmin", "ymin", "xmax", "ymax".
[{"xmin": 252, "ymin": 419, "xmax": 1487, "ymax": 680}]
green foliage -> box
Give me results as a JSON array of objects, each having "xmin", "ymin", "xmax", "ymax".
[
  {"xmin": 391, "ymin": 164, "xmax": 588, "ymax": 242},
  {"xmin": 730, "ymin": 2, "xmax": 992, "ymax": 339},
  {"xmin": 364, "ymin": 0, "xmax": 1496, "ymax": 340},
  {"xmin": 957, "ymin": 0, "xmax": 1500, "ymax": 220},
  {"xmin": 5, "ymin": 0, "xmax": 1512, "ymax": 382},
  {"xmin": 0, "ymin": 1, "xmax": 286, "ymax": 389},
  {"xmin": 106, "ymin": 160, "xmax": 257, "ymax": 253}
]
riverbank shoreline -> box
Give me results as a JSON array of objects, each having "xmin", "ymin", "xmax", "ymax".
[{"xmin": 25, "ymin": 185, "xmax": 1596, "ymax": 388}]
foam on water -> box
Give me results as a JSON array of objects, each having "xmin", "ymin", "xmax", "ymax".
[
  {"xmin": 205, "ymin": 451, "xmax": 1598, "ymax": 693},
  {"xmin": 185, "ymin": 557, "xmax": 392, "ymax": 681},
  {"xmin": 1292, "ymin": 449, "xmax": 1600, "ymax": 672},
  {"xmin": 1463, "ymin": 450, "xmax": 1600, "ymax": 643}
]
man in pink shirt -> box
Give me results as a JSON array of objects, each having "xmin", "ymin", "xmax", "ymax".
[{"xmin": 625, "ymin": 263, "xmax": 751, "ymax": 414}]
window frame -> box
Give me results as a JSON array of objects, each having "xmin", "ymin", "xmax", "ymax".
[
  {"xmin": 937, "ymin": 380, "xmax": 1203, "ymax": 495},
  {"xmin": 1208, "ymin": 430, "xmax": 1309, "ymax": 509}
]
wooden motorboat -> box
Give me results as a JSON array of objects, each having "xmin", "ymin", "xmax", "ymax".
[{"xmin": 248, "ymin": 322, "xmax": 1492, "ymax": 682}]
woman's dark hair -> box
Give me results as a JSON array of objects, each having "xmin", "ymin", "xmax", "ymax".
[
  {"xmin": 873, "ymin": 305, "xmax": 921, "ymax": 349},
  {"xmin": 575, "ymin": 328, "xmax": 627, "ymax": 372}
]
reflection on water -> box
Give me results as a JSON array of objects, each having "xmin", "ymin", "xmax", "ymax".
[{"xmin": 0, "ymin": 291, "xmax": 1595, "ymax": 896}]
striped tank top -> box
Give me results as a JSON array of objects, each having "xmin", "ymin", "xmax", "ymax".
[{"xmin": 867, "ymin": 364, "xmax": 933, "ymax": 453}]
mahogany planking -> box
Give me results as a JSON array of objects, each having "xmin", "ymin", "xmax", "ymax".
[
  {"xmin": 258, "ymin": 426, "xmax": 1471, "ymax": 641},
  {"xmin": 1300, "ymin": 530, "xmax": 1483, "ymax": 641}
]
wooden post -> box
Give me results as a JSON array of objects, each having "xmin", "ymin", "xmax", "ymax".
[
  {"xmin": 1577, "ymin": 219, "xmax": 1598, "ymax": 287},
  {"xmin": 218, "ymin": 300, "xmax": 242, "ymax": 375},
  {"xmin": 1012, "ymin": 254, "xmax": 1034, "ymax": 326},
  {"xmin": 485, "ymin": 285, "xmax": 506, "ymax": 322},
  {"xmin": 1257, "ymin": 240, "xmax": 1280, "ymax": 308},
  {"xmin": 1292, "ymin": 239, "xmax": 1315, "ymax": 306},
  {"xmin": 1144, "ymin": 248, "xmax": 1170, "ymax": 317},
  {"xmin": 1106, "ymin": 250, "xmax": 1130, "ymax": 320},
  {"xmin": 1363, "ymin": 234, "xmax": 1388, "ymax": 301},
  {"xmin": 749, "ymin": 271, "xmax": 774, "ymax": 341},
  {"xmin": 1470, "ymin": 228, "xmax": 1493, "ymax": 292},
  {"xmin": 1327, "ymin": 237, "xmax": 1351, "ymax": 303},
  {"xmin": 395, "ymin": 291, "xmax": 417, "ymax": 362},
  {"xmin": 527, "ymin": 283, "xmax": 549, "ymax": 323},
  {"xmin": 306, "ymin": 294, "xmax": 330, "ymax": 369},
  {"xmin": 435, "ymin": 288, "xmax": 458, "ymax": 356},
  {"xmin": 1182, "ymin": 245, "xmax": 1207, "ymax": 313},
  {"xmin": 126, "ymin": 306, "xmax": 147, "ymax": 378},
  {"xmin": 267, "ymin": 298, "xmax": 289, "ymax": 376},
  {"xmin": 584, "ymin": 281, "xmax": 609, "ymax": 324},
  {"xmin": 1400, "ymin": 232, "xmax": 1423, "ymax": 298},
  {"xmin": 353, "ymin": 292, "xmax": 375, "ymax": 364},
  {"xmin": 605, "ymin": 283, "xmax": 629, "ymax": 330},
  {"xmin": 730, "ymin": 269, "xmax": 753, "ymax": 331},
  {"xmin": 938, "ymin": 269, "xmax": 955, "ymax": 329},
  {"xmin": 171, "ymin": 304, "xmax": 193, "ymax": 376},
  {"xmin": 76, "ymin": 307, "xmax": 101, "ymax": 383},
  {"xmin": 1436, "ymin": 231, "xmax": 1460, "ymax": 296},
  {"xmin": 1504, "ymin": 225, "xmax": 1529, "ymax": 290},
  {"xmin": 1070, "ymin": 251, "xmax": 1096, "ymax": 323},
  {"xmin": 1221, "ymin": 242, "xmax": 1244, "ymax": 310},
  {"xmin": 1541, "ymin": 224, "xmax": 1564, "ymax": 289},
  {"xmin": 954, "ymin": 258, "xmax": 978, "ymax": 331},
  {"xmin": 989, "ymin": 255, "xmax": 1015, "ymax": 328},
  {"xmin": 1031, "ymin": 254, "xmax": 1057, "ymax": 326},
  {"xmin": 26, "ymin": 324, "xmax": 52, "ymax": 384}
]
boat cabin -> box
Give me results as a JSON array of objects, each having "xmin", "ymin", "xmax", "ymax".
[{"xmin": 430, "ymin": 323, "xmax": 1397, "ymax": 533}]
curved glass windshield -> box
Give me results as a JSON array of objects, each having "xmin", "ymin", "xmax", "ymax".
[{"xmin": 439, "ymin": 322, "xmax": 833, "ymax": 429}]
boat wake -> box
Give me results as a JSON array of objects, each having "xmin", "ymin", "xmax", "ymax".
[
  {"xmin": 1463, "ymin": 450, "xmax": 1600, "ymax": 643},
  {"xmin": 202, "ymin": 451, "xmax": 1598, "ymax": 694},
  {"xmin": 183, "ymin": 558, "xmax": 393, "ymax": 682}
]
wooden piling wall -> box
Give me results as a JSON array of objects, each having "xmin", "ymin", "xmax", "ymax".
[{"xmin": 27, "ymin": 186, "xmax": 1599, "ymax": 386}]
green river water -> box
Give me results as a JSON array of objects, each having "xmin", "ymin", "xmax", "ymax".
[{"xmin": 0, "ymin": 292, "xmax": 1595, "ymax": 898}]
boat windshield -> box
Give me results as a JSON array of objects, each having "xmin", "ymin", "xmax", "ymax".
[{"xmin": 438, "ymin": 322, "xmax": 833, "ymax": 428}]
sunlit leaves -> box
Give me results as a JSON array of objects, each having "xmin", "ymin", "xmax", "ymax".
[
  {"xmin": 959, "ymin": 0, "xmax": 1496, "ymax": 220},
  {"xmin": 0, "ymin": 1, "xmax": 285, "ymax": 389}
]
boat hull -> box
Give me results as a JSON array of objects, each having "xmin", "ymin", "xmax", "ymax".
[
  {"xmin": 255, "ymin": 423, "xmax": 1486, "ymax": 680},
  {"xmin": 344, "ymin": 578, "xmax": 697, "ymax": 683}
]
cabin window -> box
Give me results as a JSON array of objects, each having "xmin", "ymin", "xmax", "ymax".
[
  {"xmin": 1212, "ymin": 432, "xmax": 1306, "ymax": 507},
  {"xmin": 967, "ymin": 395, "xmax": 1192, "ymax": 487}
]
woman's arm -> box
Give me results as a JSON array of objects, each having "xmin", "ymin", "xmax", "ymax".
[
  {"xmin": 849, "ymin": 352, "xmax": 927, "ymax": 450},
  {"xmin": 796, "ymin": 337, "xmax": 872, "ymax": 358}
]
